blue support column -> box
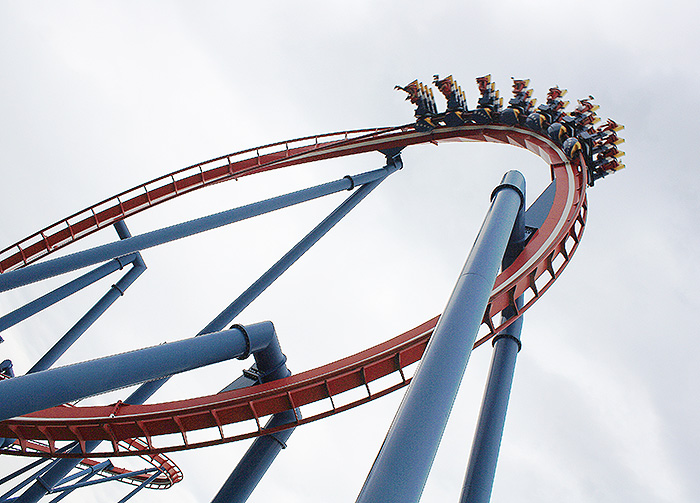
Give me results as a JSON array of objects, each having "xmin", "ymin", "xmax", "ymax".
[
  {"xmin": 459, "ymin": 311, "xmax": 522, "ymax": 503},
  {"xmin": 0, "ymin": 255, "xmax": 137, "ymax": 334},
  {"xmin": 13, "ymin": 324, "xmax": 284, "ymax": 503},
  {"xmin": 27, "ymin": 223, "xmax": 146, "ymax": 374},
  {"xmin": 5, "ymin": 159, "xmax": 400, "ymax": 502},
  {"xmin": 211, "ymin": 325, "xmax": 298, "ymax": 503},
  {"xmin": 459, "ymin": 181, "xmax": 528, "ymax": 503},
  {"xmin": 27, "ymin": 260, "xmax": 145, "ymax": 374},
  {"xmin": 46, "ymin": 463, "xmax": 109, "ymax": 503},
  {"xmin": 355, "ymin": 171, "xmax": 525, "ymax": 503},
  {"xmin": 0, "ymin": 166, "xmax": 393, "ymax": 293},
  {"xmin": 0, "ymin": 446, "xmax": 76, "ymax": 502},
  {"xmin": 0, "ymin": 322, "xmax": 274, "ymax": 422}
]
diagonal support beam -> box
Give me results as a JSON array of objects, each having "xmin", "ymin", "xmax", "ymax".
[
  {"xmin": 356, "ymin": 171, "xmax": 525, "ymax": 503},
  {"xmin": 131, "ymin": 156, "xmax": 401, "ymax": 402},
  {"xmin": 459, "ymin": 174, "xmax": 528, "ymax": 503},
  {"xmin": 0, "ymin": 254, "xmax": 137, "ymax": 335},
  {"xmin": 0, "ymin": 166, "xmax": 395, "ymax": 293},
  {"xmin": 0, "ymin": 322, "xmax": 274, "ymax": 422},
  {"xmin": 27, "ymin": 222, "xmax": 146, "ymax": 373}
]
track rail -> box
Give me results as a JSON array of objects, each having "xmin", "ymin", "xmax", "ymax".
[
  {"xmin": 5, "ymin": 438, "xmax": 182, "ymax": 488},
  {"xmin": 0, "ymin": 124, "xmax": 588, "ymax": 458}
]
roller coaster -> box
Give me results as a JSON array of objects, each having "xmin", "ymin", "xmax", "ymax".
[{"xmin": 0, "ymin": 74, "xmax": 624, "ymax": 502}]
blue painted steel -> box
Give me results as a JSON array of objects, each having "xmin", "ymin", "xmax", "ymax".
[
  {"xmin": 211, "ymin": 409, "xmax": 297, "ymax": 503},
  {"xmin": 46, "ymin": 464, "xmax": 106, "ymax": 503},
  {"xmin": 48, "ymin": 468, "xmax": 157, "ymax": 492},
  {"xmin": 211, "ymin": 324, "xmax": 297, "ymax": 503},
  {"xmin": 0, "ymin": 361, "xmax": 13, "ymax": 378},
  {"xmin": 0, "ymin": 457, "xmax": 52, "ymax": 486},
  {"xmin": 130, "ymin": 156, "xmax": 401, "ymax": 403},
  {"xmin": 459, "ymin": 311, "xmax": 522, "ymax": 503},
  {"xmin": 0, "ymin": 166, "xmax": 394, "ymax": 293},
  {"xmin": 115, "ymin": 470, "xmax": 163, "ymax": 503},
  {"xmin": 355, "ymin": 171, "xmax": 525, "ymax": 503},
  {"xmin": 4, "ymin": 160, "xmax": 399, "ymax": 502},
  {"xmin": 53, "ymin": 460, "xmax": 112, "ymax": 488},
  {"xmin": 523, "ymin": 179, "xmax": 556, "ymax": 230},
  {"xmin": 27, "ymin": 261, "xmax": 145, "ymax": 374},
  {"xmin": 20, "ymin": 324, "xmax": 291, "ymax": 503},
  {"xmin": 199, "ymin": 156, "xmax": 402, "ymax": 335},
  {"xmin": 0, "ymin": 255, "xmax": 137, "ymax": 334},
  {"xmin": 14, "ymin": 444, "xmax": 100, "ymax": 503},
  {"xmin": 0, "ymin": 322, "xmax": 274, "ymax": 422},
  {"xmin": 12, "ymin": 322, "xmax": 279, "ymax": 503},
  {"xmin": 459, "ymin": 180, "xmax": 527, "ymax": 503},
  {"xmin": 0, "ymin": 453, "xmax": 65, "ymax": 502},
  {"xmin": 25, "ymin": 222, "xmax": 146, "ymax": 374}
]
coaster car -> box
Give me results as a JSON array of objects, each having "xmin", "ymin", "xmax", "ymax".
[
  {"xmin": 501, "ymin": 78, "xmax": 535, "ymax": 126},
  {"xmin": 473, "ymin": 74, "xmax": 502, "ymax": 124},
  {"xmin": 433, "ymin": 74, "xmax": 469, "ymax": 126},
  {"xmin": 526, "ymin": 86, "xmax": 568, "ymax": 133}
]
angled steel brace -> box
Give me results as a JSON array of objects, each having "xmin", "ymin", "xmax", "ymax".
[
  {"xmin": 0, "ymin": 165, "xmax": 396, "ymax": 292},
  {"xmin": 27, "ymin": 222, "xmax": 146, "ymax": 373},
  {"xmin": 356, "ymin": 171, "xmax": 525, "ymax": 503}
]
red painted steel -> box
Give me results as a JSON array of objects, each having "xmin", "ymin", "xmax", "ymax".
[
  {"xmin": 5, "ymin": 438, "xmax": 182, "ymax": 488},
  {"xmin": 0, "ymin": 124, "xmax": 588, "ymax": 458}
]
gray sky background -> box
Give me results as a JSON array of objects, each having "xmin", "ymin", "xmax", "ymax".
[{"xmin": 1, "ymin": 1, "xmax": 699, "ymax": 502}]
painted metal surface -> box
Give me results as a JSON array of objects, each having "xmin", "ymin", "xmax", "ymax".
[
  {"xmin": 355, "ymin": 171, "xmax": 525, "ymax": 503},
  {"xmin": 0, "ymin": 254, "xmax": 137, "ymax": 334},
  {"xmin": 0, "ymin": 324, "xmax": 273, "ymax": 423},
  {"xmin": 114, "ymin": 157, "xmax": 398, "ymax": 415},
  {"xmin": 0, "ymin": 166, "xmax": 392, "ymax": 293},
  {"xmin": 459, "ymin": 177, "xmax": 529, "ymax": 503},
  {"xmin": 211, "ymin": 326, "xmax": 296, "ymax": 503}
]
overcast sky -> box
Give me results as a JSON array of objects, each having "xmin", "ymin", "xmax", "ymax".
[{"xmin": 1, "ymin": 1, "xmax": 699, "ymax": 502}]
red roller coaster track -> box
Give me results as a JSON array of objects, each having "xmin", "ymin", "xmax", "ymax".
[{"xmin": 0, "ymin": 123, "xmax": 588, "ymax": 459}]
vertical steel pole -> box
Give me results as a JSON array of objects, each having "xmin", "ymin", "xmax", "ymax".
[
  {"xmin": 211, "ymin": 326, "xmax": 297, "ymax": 503},
  {"xmin": 355, "ymin": 171, "xmax": 525, "ymax": 503},
  {"xmin": 459, "ymin": 189, "xmax": 527, "ymax": 503}
]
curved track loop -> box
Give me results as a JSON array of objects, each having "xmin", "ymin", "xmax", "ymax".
[
  {"xmin": 5, "ymin": 438, "xmax": 182, "ymax": 488},
  {"xmin": 0, "ymin": 124, "xmax": 588, "ymax": 458}
]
